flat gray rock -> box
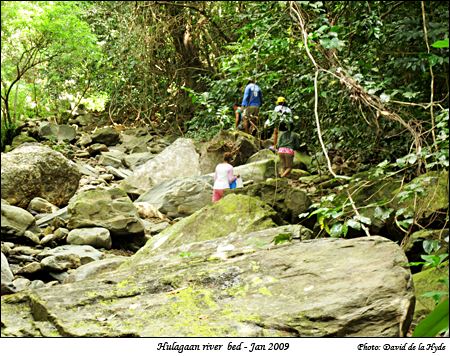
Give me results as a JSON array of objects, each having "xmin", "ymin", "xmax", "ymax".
[
  {"xmin": 1, "ymin": 233, "xmax": 413, "ymax": 337},
  {"xmin": 1, "ymin": 204, "xmax": 35, "ymax": 237}
]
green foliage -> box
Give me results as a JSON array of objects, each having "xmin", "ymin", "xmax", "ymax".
[
  {"xmin": 182, "ymin": 0, "xmax": 449, "ymax": 166},
  {"xmin": 409, "ymin": 240, "xmax": 449, "ymax": 325},
  {"xmin": 2, "ymin": 1, "xmax": 449, "ymax": 164},
  {"xmin": 183, "ymin": 86, "xmax": 234, "ymax": 140},
  {"xmin": 432, "ymin": 38, "xmax": 449, "ymax": 49},
  {"xmin": 272, "ymin": 233, "xmax": 293, "ymax": 245},
  {"xmin": 413, "ymin": 298, "xmax": 449, "ymax": 337},
  {"xmin": 409, "ymin": 254, "xmax": 449, "ymax": 269},
  {"xmin": 1, "ymin": 1, "xmax": 101, "ymax": 150},
  {"xmin": 412, "ymin": 238, "xmax": 449, "ymax": 337},
  {"xmin": 303, "ymin": 188, "xmax": 381, "ymax": 238},
  {"xmin": 409, "ymin": 240, "xmax": 449, "ymax": 270}
]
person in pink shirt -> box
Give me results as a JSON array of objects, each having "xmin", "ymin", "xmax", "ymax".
[{"xmin": 212, "ymin": 152, "xmax": 239, "ymax": 203}]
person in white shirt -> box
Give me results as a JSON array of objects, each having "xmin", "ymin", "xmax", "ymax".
[
  {"xmin": 264, "ymin": 96, "xmax": 293, "ymax": 150},
  {"xmin": 212, "ymin": 152, "xmax": 239, "ymax": 203}
]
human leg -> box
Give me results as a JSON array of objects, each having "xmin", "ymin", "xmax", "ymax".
[
  {"xmin": 281, "ymin": 153, "xmax": 294, "ymax": 177},
  {"xmin": 278, "ymin": 152, "xmax": 287, "ymax": 176},
  {"xmin": 247, "ymin": 106, "xmax": 260, "ymax": 136},
  {"xmin": 212, "ymin": 189, "xmax": 225, "ymax": 202},
  {"xmin": 242, "ymin": 108, "xmax": 250, "ymax": 133}
]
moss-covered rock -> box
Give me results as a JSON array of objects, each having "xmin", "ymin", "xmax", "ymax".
[
  {"xmin": 1, "ymin": 235, "xmax": 414, "ymax": 337},
  {"xmin": 67, "ymin": 188, "xmax": 145, "ymax": 251},
  {"xmin": 326, "ymin": 170, "xmax": 448, "ymax": 240},
  {"xmin": 247, "ymin": 149, "xmax": 278, "ymax": 164},
  {"xmin": 225, "ymin": 178, "xmax": 311, "ymax": 224},
  {"xmin": 327, "ymin": 175, "xmax": 403, "ymax": 237},
  {"xmin": 246, "ymin": 149, "xmax": 312, "ymax": 173},
  {"xmin": 135, "ymin": 194, "xmax": 278, "ymax": 257},
  {"xmin": 10, "ymin": 133, "xmax": 37, "ymax": 150},
  {"xmin": 293, "ymin": 151, "xmax": 313, "ymax": 172},
  {"xmin": 1, "ymin": 293, "xmax": 43, "ymax": 336}
]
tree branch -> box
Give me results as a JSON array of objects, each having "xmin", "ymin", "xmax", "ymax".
[
  {"xmin": 421, "ymin": 1, "xmax": 437, "ymax": 152},
  {"xmin": 289, "ymin": 1, "xmax": 422, "ymax": 169},
  {"xmin": 151, "ymin": 1, "xmax": 232, "ymax": 43},
  {"xmin": 346, "ymin": 189, "xmax": 371, "ymax": 237},
  {"xmin": 381, "ymin": 1, "xmax": 407, "ymax": 19}
]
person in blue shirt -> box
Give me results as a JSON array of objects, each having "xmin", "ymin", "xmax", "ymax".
[{"xmin": 241, "ymin": 79, "xmax": 263, "ymax": 135}]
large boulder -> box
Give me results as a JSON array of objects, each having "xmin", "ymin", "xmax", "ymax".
[
  {"xmin": 199, "ymin": 130, "xmax": 259, "ymax": 174},
  {"xmin": 119, "ymin": 133, "xmax": 154, "ymax": 154},
  {"xmin": 135, "ymin": 176, "xmax": 213, "ymax": 218},
  {"xmin": 1, "ymin": 143, "xmax": 81, "ymax": 208},
  {"xmin": 122, "ymin": 138, "xmax": 201, "ymax": 195},
  {"xmin": 122, "ymin": 152, "xmax": 155, "ymax": 170},
  {"xmin": 247, "ymin": 149, "xmax": 312, "ymax": 172},
  {"xmin": 10, "ymin": 133, "xmax": 37, "ymax": 151},
  {"xmin": 1, "ymin": 234, "xmax": 414, "ymax": 337},
  {"xmin": 246, "ymin": 148, "xmax": 278, "ymax": 164},
  {"xmin": 90, "ymin": 127, "xmax": 120, "ymax": 146},
  {"xmin": 1, "ymin": 204, "xmax": 35, "ymax": 237},
  {"xmin": 38, "ymin": 122, "xmax": 77, "ymax": 142},
  {"xmin": 141, "ymin": 194, "xmax": 279, "ymax": 253},
  {"xmin": 67, "ymin": 188, "xmax": 144, "ymax": 237},
  {"xmin": 233, "ymin": 159, "xmax": 277, "ymax": 183},
  {"xmin": 225, "ymin": 178, "xmax": 311, "ymax": 224}
]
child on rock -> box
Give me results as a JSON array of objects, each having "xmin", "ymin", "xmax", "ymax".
[{"xmin": 212, "ymin": 152, "xmax": 239, "ymax": 203}]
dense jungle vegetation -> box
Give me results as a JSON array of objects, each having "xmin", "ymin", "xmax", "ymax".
[
  {"xmin": 1, "ymin": 1, "xmax": 449, "ymax": 336},
  {"xmin": 2, "ymin": 1, "xmax": 448, "ymax": 160}
]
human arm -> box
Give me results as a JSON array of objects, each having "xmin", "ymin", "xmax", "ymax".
[
  {"xmin": 235, "ymin": 110, "xmax": 240, "ymax": 128},
  {"xmin": 227, "ymin": 165, "xmax": 239, "ymax": 184},
  {"xmin": 241, "ymin": 85, "xmax": 250, "ymax": 107},
  {"xmin": 273, "ymin": 127, "xmax": 279, "ymax": 148}
]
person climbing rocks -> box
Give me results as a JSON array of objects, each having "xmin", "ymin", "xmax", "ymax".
[
  {"xmin": 241, "ymin": 78, "xmax": 263, "ymax": 135},
  {"xmin": 265, "ymin": 96, "xmax": 293, "ymax": 151},
  {"xmin": 265, "ymin": 97, "xmax": 299, "ymax": 178},
  {"xmin": 275, "ymin": 119, "xmax": 301, "ymax": 178},
  {"xmin": 233, "ymin": 103, "xmax": 244, "ymax": 130},
  {"xmin": 212, "ymin": 152, "xmax": 240, "ymax": 203}
]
